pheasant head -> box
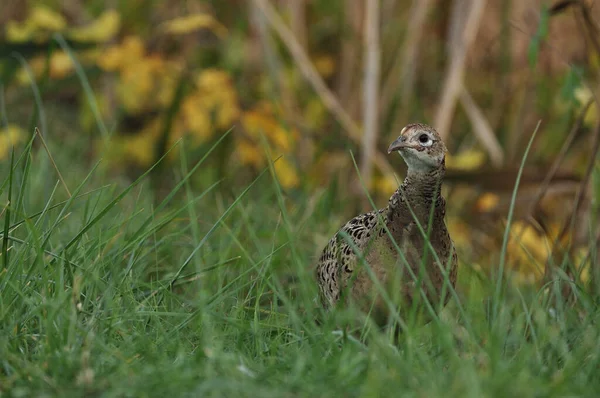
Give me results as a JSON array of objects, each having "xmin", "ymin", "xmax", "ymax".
[{"xmin": 387, "ymin": 123, "xmax": 447, "ymax": 173}]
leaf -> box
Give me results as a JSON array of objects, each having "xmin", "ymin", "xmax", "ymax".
[
  {"xmin": 98, "ymin": 36, "xmax": 145, "ymax": 71},
  {"xmin": 48, "ymin": 51, "xmax": 75, "ymax": 79},
  {"xmin": 560, "ymin": 67, "xmax": 583, "ymax": 102},
  {"xmin": 527, "ymin": 6, "xmax": 550, "ymax": 69},
  {"xmin": 68, "ymin": 10, "xmax": 121, "ymax": 42},
  {"xmin": 574, "ymin": 85, "xmax": 599, "ymax": 127},
  {"xmin": 445, "ymin": 149, "xmax": 486, "ymax": 171},
  {"xmin": 159, "ymin": 13, "xmax": 228, "ymax": 38},
  {"xmin": 6, "ymin": 5, "xmax": 66, "ymax": 42}
]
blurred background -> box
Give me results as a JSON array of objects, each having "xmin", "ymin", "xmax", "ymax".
[{"xmin": 0, "ymin": 0, "xmax": 598, "ymax": 288}]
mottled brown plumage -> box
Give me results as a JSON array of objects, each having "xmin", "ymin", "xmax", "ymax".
[{"xmin": 315, "ymin": 123, "xmax": 457, "ymax": 327}]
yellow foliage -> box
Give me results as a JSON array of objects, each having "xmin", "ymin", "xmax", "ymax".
[
  {"xmin": 181, "ymin": 94, "xmax": 213, "ymax": 144},
  {"xmin": 475, "ymin": 192, "xmax": 500, "ymax": 213},
  {"xmin": 14, "ymin": 51, "xmax": 76, "ymax": 84},
  {"xmin": 177, "ymin": 69, "xmax": 240, "ymax": 145},
  {"xmin": 99, "ymin": 37, "xmax": 176, "ymax": 113},
  {"xmin": 573, "ymin": 248, "xmax": 591, "ymax": 283},
  {"xmin": 303, "ymin": 98, "xmax": 327, "ymax": 130},
  {"xmin": 274, "ymin": 157, "xmax": 300, "ymax": 189},
  {"xmin": 6, "ymin": 5, "xmax": 66, "ymax": 42},
  {"xmin": 49, "ymin": 51, "xmax": 74, "ymax": 79},
  {"xmin": 29, "ymin": 5, "xmax": 66, "ymax": 31},
  {"xmin": 102, "ymin": 119, "xmax": 161, "ymax": 167},
  {"xmin": 309, "ymin": 151, "xmax": 350, "ymax": 186},
  {"xmin": 68, "ymin": 10, "xmax": 121, "ymax": 42},
  {"xmin": 98, "ymin": 36, "xmax": 146, "ymax": 71},
  {"xmin": 238, "ymin": 140, "xmax": 264, "ymax": 168},
  {"xmin": 373, "ymin": 175, "xmax": 398, "ymax": 196},
  {"xmin": 445, "ymin": 149, "xmax": 486, "ymax": 170},
  {"xmin": 237, "ymin": 103, "xmax": 298, "ymax": 187},
  {"xmin": 446, "ymin": 217, "xmax": 472, "ymax": 252},
  {"xmin": 193, "ymin": 69, "xmax": 240, "ymax": 129},
  {"xmin": 506, "ymin": 221, "xmax": 549, "ymax": 283},
  {"xmin": 590, "ymin": 52, "xmax": 600, "ymax": 72},
  {"xmin": 159, "ymin": 13, "xmax": 228, "ymax": 38},
  {"xmin": 241, "ymin": 102, "xmax": 297, "ymax": 151},
  {"xmin": 312, "ymin": 55, "xmax": 336, "ymax": 78},
  {"xmin": 117, "ymin": 59, "xmax": 163, "ymax": 112},
  {"xmin": 574, "ymin": 86, "xmax": 599, "ymax": 127},
  {"xmin": 0, "ymin": 125, "xmax": 26, "ymax": 159},
  {"xmin": 242, "ymin": 108, "xmax": 279, "ymax": 140},
  {"xmin": 80, "ymin": 92, "xmax": 111, "ymax": 133}
]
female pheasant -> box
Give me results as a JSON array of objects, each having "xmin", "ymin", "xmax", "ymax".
[{"xmin": 315, "ymin": 123, "xmax": 457, "ymax": 327}]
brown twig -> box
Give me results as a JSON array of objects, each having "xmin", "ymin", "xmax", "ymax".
[
  {"xmin": 556, "ymin": 112, "xmax": 600, "ymax": 248},
  {"xmin": 545, "ymin": 105, "xmax": 600, "ymax": 302},
  {"xmin": 542, "ymin": 0, "xmax": 600, "ymax": 296},
  {"xmin": 360, "ymin": 0, "xmax": 381, "ymax": 188},
  {"xmin": 286, "ymin": 0, "xmax": 307, "ymax": 49},
  {"xmin": 459, "ymin": 86, "xmax": 504, "ymax": 167},
  {"xmin": 336, "ymin": 0, "xmax": 362, "ymax": 116},
  {"xmin": 529, "ymin": 98, "xmax": 593, "ymax": 223},
  {"xmin": 35, "ymin": 127, "xmax": 72, "ymax": 198}
]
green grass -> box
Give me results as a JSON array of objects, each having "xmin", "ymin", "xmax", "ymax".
[{"xmin": 1, "ymin": 133, "xmax": 600, "ymax": 398}]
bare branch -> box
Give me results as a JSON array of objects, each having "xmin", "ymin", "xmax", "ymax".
[
  {"xmin": 434, "ymin": 0, "xmax": 487, "ymax": 140},
  {"xmin": 360, "ymin": 0, "xmax": 381, "ymax": 187},
  {"xmin": 459, "ymin": 86, "xmax": 504, "ymax": 167}
]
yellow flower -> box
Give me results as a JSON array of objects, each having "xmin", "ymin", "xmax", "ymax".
[
  {"xmin": 68, "ymin": 10, "xmax": 121, "ymax": 42},
  {"xmin": 0, "ymin": 125, "xmax": 26, "ymax": 159},
  {"xmin": 274, "ymin": 157, "xmax": 299, "ymax": 189}
]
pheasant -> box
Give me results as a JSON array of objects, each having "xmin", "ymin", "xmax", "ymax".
[{"xmin": 315, "ymin": 123, "xmax": 457, "ymax": 328}]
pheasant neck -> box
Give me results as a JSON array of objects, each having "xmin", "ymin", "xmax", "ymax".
[{"xmin": 388, "ymin": 164, "xmax": 446, "ymax": 223}]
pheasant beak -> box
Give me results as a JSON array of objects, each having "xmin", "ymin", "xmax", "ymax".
[{"xmin": 387, "ymin": 136, "xmax": 409, "ymax": 154}]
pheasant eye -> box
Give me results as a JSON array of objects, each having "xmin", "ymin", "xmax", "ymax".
[{"xmin": 418, "ymin": 134, "xmax": 433, "ymax": 146}]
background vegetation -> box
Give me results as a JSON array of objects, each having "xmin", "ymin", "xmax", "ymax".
[{"xmin": 1, "ymin": 0, "xmax": 599, "ymax": 396}]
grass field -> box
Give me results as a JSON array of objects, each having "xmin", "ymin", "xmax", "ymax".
[{"xmin": 1, "ymin": 129, "xmax": 599, "ymax": 398}]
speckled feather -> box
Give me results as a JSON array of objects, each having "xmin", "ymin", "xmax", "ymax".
[{"xmin": 315, "ymin": 123, "xmax": 458, "ymax": 326}]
